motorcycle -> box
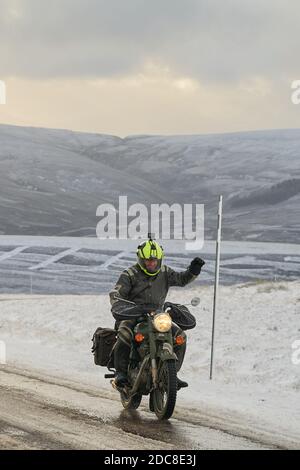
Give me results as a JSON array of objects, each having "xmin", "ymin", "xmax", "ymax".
[{"xmin": 103, "ymin": 297, "xmax": 200, "ymax": 420}]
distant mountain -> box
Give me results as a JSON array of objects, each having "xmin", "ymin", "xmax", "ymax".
[{"xmin": 0, "ymin": 124, "xmax": 299, "ymax": 242}]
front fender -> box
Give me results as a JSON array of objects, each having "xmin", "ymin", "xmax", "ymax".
[{"xmin": 157, "ymin": 342, "xmax": 178, "ymax": 362}]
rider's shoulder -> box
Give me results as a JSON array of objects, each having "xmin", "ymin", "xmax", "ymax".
[{"xmin": 123, "ymin": 264, "xmax": 140, "ymax": 279}]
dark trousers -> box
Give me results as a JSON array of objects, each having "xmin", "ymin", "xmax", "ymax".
[{"xmin": 114, "ymin": 319, "xmax": 187, "ymax": 374}]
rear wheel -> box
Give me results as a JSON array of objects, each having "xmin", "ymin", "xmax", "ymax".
[{"xmin": 152, "ymin": 360, "xmax": 177, "ymax": 420}]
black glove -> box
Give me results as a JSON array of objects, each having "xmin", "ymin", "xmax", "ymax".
[{"xmin": 189, "ymin": 257, "xmax": 205, "ymax": 275}]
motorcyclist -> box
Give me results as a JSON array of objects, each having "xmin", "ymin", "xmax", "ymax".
[{"xmin": 109, "ymin": 237, "xmax": 205, "ymax": 389}]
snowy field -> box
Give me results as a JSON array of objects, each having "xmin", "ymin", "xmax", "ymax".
[
  {"xmin": 0, "ymin": 280, "xmax": 299, "ymax": 444},
  {"xmin": 0, "ymin": 236, "xmax": 299, "ymax": 294}
]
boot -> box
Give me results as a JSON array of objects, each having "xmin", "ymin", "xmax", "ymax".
[
  {"xmin": 114, "ymin": 339, "xmax": 130, "ymax": 387},
  {"xmin": 115, "ymin": 371, "xmax": 129, "ymax": 387},
  {"xmin": 177, "ymin": 377, "xmax": 188, "ymax": 390},
  {"xmin": 174, "ymin": 343, "xmax": 188, "ymax": 390}
]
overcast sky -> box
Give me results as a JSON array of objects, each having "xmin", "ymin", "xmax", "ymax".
[{"xmin": 0, "ymin": 0, "xmax": 299, "ymax": 136}]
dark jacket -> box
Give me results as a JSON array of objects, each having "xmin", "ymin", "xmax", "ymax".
[{"xmin": 109, "ymin": 263, "xmax": 198, "ymax": 321}]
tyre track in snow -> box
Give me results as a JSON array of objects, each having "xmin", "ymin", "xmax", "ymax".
[{"xmin": 0, "ymin": 366, "xmax": 281, "ymax": 450}]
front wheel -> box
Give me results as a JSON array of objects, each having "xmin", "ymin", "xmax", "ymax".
[{"xmin": 152, "ymin": 359, "xmax": 177, "ymax": 420}]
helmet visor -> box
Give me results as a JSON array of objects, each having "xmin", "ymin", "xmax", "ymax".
[{"xmin": 138, "ymin": 257, "xmax": 162, "ymax": 275}]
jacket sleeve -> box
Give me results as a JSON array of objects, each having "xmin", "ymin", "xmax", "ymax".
[
  {"xmin": 166, "ymin": 265, "xmax": 198, "ymax": 287},
  {"xmin": 109, "ymin": 271, "xmax": 132, "ymax": 306}
]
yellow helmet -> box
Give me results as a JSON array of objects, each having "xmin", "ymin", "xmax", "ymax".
[{"xmin": 136, "ymin": 239, "xmax": 164, "ymax": 276}]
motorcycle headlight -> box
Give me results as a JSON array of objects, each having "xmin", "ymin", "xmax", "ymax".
[{"xmin": 153, "ymin": 313, "xmax": 172, "ymax": 333}]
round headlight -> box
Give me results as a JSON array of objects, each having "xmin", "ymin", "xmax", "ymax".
[{"xmin": 153, "ymin": 313, "xmax": 172, "ymax": 333}]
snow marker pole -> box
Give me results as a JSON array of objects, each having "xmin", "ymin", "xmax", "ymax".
[{"xmin": 210, "ymin": 195, "xmax": 223, "ymax": 380}]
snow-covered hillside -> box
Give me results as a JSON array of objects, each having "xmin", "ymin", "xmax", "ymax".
[{"xmin": 0, "ymin": 124, "xmax": 299, "ymax": 242}]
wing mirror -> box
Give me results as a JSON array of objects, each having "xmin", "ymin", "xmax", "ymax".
[{"xmin": 190, "ymin": 297, "xmax": 200, "ymax": 307}]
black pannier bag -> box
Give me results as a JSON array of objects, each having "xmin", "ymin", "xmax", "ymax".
[
  {"xmin": 163, "ymin": 302, "xmax": 196, "ymax": 331},
  {"xmin": 91, "ymin": 327, "xmax": 117, "ymax": 367}
]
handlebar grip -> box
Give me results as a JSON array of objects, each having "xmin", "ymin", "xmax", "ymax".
[{"xmin": 104, "ymin": 373, "xmax": 115, "ymax": 379}]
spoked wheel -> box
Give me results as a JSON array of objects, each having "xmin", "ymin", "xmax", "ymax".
[
  {"xmin": 120, "ymin": 389, "xmax": 142, "ymax": 410},
  {"xmin": 152, "ymin": 360, "xmax": 177, "ymax": 420}
]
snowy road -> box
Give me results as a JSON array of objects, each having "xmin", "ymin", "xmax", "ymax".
[
  {"xmin": 0, "ymin": 366, "xmax": 278, "ymax": 450},
  {"xmin": 0, "ymin": 284, "xmax": 299, "ymax": 450},
  {"xmin": 0, "ymin": 281, "xmax": 300, "ymax": 450}
]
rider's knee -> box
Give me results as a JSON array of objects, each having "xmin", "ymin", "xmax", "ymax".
[{"xmin": 117, "ymin": 320, "xmax": 135, "ymax": 347}]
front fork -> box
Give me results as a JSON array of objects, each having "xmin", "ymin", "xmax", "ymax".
[
  {"xmin": 151, "ymin": 358, "xmax": 158, "ymax": 387},
  {"xmin": 148, "ymin": 316, "xmax": 175, "ymax": 389},
  {"xmin": 148, "ymin": 316, "xmax": 158, "ymax": 388}
]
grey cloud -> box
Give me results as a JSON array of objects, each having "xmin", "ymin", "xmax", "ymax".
[{"xmin": 0, "ymin": 0, "xmax": 299, "ymax": 82}]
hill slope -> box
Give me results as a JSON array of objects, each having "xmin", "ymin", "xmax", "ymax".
[{"xmin": 0, "ymin": 124, "xmax": 299, "ymax": 241}]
